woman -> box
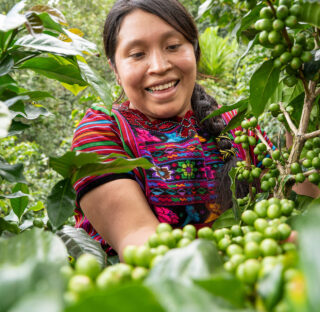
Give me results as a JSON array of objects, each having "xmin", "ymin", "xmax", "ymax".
[{"xmin": 71, "ymin": 0, "xmax": 271, "ymax": 259}]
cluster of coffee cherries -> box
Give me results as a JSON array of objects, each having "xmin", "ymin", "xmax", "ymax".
[
  {"xmin": 254, "ymin": 0, "xmax": 314, "ymax": 87},
  {"xmin": 233, "ymin": 117, "xmax": 258, "ymax": 150},
  {"xmin": 214, "ymin": 197, "xmax": 299, "ymax": 310},
  {"xmin": 290, "ymin": 136, "xmax": 320, "ymax": 186}
]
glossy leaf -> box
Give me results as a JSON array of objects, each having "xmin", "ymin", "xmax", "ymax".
[
  {"xmin": 0, "ymin": 2, "xmax": 26, "ymax": 32},
  {"xmin": 257, "ymin": 264, "xmax": 284, "ymax": 310},
  {"xmin": 0, "ymin": 217, "xmax": 20, "ymax": 235},
  {"xmin": 0, "ymin": 55, "xmax": 14, "ymax": 77},
  {"xmin": 0, "ymin": 228, "xmax": 67, "ymax": 312},
  {"xmin": 77, "ymin": 59, "xmax": 113, "ymax": 111},
  {"xmin": 57, "ymin": 225, "xmax": 107, "ymax": 267},
  {"xmin": 222, "ymin": 106, "xmax": 248, "ymax": 133},
  {"xmin": 10, "ymin": 183, "xmax": 29, "ymax": 220},
  {"xmin": 146, "ymin": 239, "xmax": 223, "ymax": 285},
  {"xmin": 28, "ymin": 5, "xmax": 68, "ymax": 25},
  {"xmin": 73, "ymin": 157, "xmax": 154, "ymax": 184},
  {"xmin": 15, "ymin": 34, "xmax": 81, "ymax": 56},
  {"xmin": 12, "ymin": 103, "xmax": 50, "ymax": 120},
  {"xmin": 65, "ymin": 284, "xmax": 165, "ymax": 312},
  {"xmin": 49, "ymin": 151, "xmax": 153, "ymax": 184},
  {"xmin": 25, "ymin": 11, "xmax": 44, "ymax": 34},
  {"xmin": 202, "ymin": 99, "xmax": 248, "ymax": 122},
  {"xmin": 300, "ymin": 0, "xmax": 320, "ymax": 27},
  {"xmin": 46, "ymin": 178, "xmax": 76, "ymax": 228},
  {"xmin": 64, "ymin": 28, "xmax": 98, "ymax": 56},
  {"xmin": 212, "ymin": 208, "xmax": 237, "ymax": 230},
  {"xmin": 249, "ymin": 60, "xmax": 280, "ymax": 117},
  {"xmin": 303, "ymin": 49, "xmax": 320, "ymax": 80},
  {"xmin": 195, "ymin": 272, "xmax": 247, "ymax": 308},
  {"xmin": 8, "ymin": 120, "xmax": 30, "ymax": 136},
  {"xmin": 295, "ymin": 206, "xmax": 320, "ymax": 311},
  {"xmin": 18, "ymin": 56, "xmax": 88, "ymax": 86},
  {"xmin": 197, "ymin": 0, "xmax": 213, "ymax": 19},
  {"xmin": 18, "ymin": 90, "xmax": 54, "ymax": 101},
  {"xmin": 0, "ymin": 101, "xmax": 11, "ymax": 138},
  {"xmin": 233, "ymin": 4, "xmax": 263, "ymax": 40},
  {"xmin": 36, "ymin": 11, "xmax": 64, "ymax": 33},
  {"xmin": 147, "ymin": 279, "xmax": 252, "ymax": 312},
  {"xmin": 0, "ymin": 161, "xmax": 26, "ymax": 183},
  {"xmin": 4, "ymin": 95, "xmax": 29, "ymax": 108}
]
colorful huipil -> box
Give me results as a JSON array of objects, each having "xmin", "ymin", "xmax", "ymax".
[{"xmin": 71, "ymin": 101, "xmax": 273, "ymax": 253}]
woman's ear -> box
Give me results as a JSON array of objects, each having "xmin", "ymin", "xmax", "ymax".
[{"xmin": 108, "ymin": 59, "xmax": 121, "ymax": 86}]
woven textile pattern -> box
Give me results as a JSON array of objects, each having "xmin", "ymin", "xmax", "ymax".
[{"xmin": 71, "ymin": 101, "xmax": 274, "ymax": 253}]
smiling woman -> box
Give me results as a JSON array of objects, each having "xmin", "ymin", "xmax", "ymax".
[{"xmin": 70, "ymin": 0, "xmax": 271, "ymax": 260}]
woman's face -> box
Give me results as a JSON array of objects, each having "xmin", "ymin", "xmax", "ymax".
[{"xmin": 113, "ymin": 9, "xmax": 197, "ymax": 120}]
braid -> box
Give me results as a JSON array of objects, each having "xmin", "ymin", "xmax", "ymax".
[{"xmin": 191, "ymin": 83, "xmax": 249, "ymax": 212}]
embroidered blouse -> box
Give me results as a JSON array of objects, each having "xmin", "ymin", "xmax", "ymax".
[{"xmin": 71, "ymin": 101, "xmax": 273, "ymax": 253}]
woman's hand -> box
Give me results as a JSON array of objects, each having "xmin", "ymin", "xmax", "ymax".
[{"xmin": 80, "ymin": 179, "xmax": 159, "ymax": 261}]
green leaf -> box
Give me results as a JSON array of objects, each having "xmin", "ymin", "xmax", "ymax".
[
  {"xmin": 234, "ymin": 4, "xmax": 264, "ymax": 40},
  {"xmin": 18, "ymin": 56, "xmax": 88, "ymax": 86},
  {"xmin": 15, "ymin": 34, "xmax": 81, "ymax": 56},
  {"xmin": 195, "ymin": 272, "xmax": 247, "ymax": 308},
  {"xmin": 303, "ymin": 49, "xmax": 320, "ymax": 80},
  {"xmin": 300, "ymin": 0, "xmax": 320, "ymax": 28},
  {"xmin": 25, "ymin": 11, "xmax": 44, "ymax": 34},
  {"xmin": 201, "ymin": 99, "xmax": 248, "ymax": 122},
  {"xmin": 49, "ymin": 151, "xmax": 100, "ymax": 178},
  {"xmin": 4, "ymin": 95, "xmax": 29, "ymax": 108},
  {"xmin": 249, "ymin": 60, "xmax": 281, "ymax": 117},
  {"xmin": 36, "ymin": 12, "xmax": 64, "ymax": 33},
  {"xmin": 49, "ymin": 151, "xmax": 153, "ymax": 183},
  {"xmin": 56, "ymin": 225, "xmax": 107, "ymax": 267},
  {"xmin": 197, "ymin": 0, "xmax": 213, "ymax": 19},
  {"xmin": 77, "ymin": 59, "xmax": 113, "ymax": 111},
  {"xmin": 295, "ymin": 207, "xmax": 320, "ymax": 311},
  {"xmin": 222, "ymin": 106, "xmax": 248, "ymax": 133},
  {"xmin": 64, "ymin": 28, "xmax": 98, "ymax": 56},
  {"xmin": 146, "ymin": 239, "xmax": 223, "ymax": 285},
  {"xmin": 9, "ymin": 183, "xmax": 29, "ymax": 220},
  {"xmin": 147, "ymin": 279, "xmax": 251, "ymax": 312},
  {"xmin": 73, "ymin": 157, "xmax": 154, "ymax": 184},
  {"xmin": 0, "ymin": 55, "xmax": 14, "ymax": 77},
  {"xmin": 18, "ymin": 90, "xmax": 54, "ymax": 101},
  {"xmin": 0, "ymin": 161, "xmax": 26, "ymax": 183},
  {"xmin": 257, "ymin": 264, "xmax": 284, "ymax": 310},
  {"xmin": 0, "ymin": 101, "xmax": 11, "ymax": 138},
  {"xmin": 0, "ymin": 228, "xmax": 67, "ymax": 312},
  {"xmin": 28, "ymin": 5, "xmax": 68, "ymax": 25},
  {"xmin": 8, "ymin": 120, "xmax": 30, "ymax": 136},
  {"xmin": 12, "ymin": 103, "xmax": 50, "ymax": 120},
  {"xmin": 0, "ymin": 217, "xmax": 20, "ymax": 235},
  {"xmin": 65, "ymin": 284, "xmax": 165, "ymax": 312},
  {"xmin": 46, "ymin": 178, "xmax": 76, "ymax": 229},
  {"xmin": 228, "ymin": 167, "xmax": 241, "ymax": 221},
  {"xmin": 0, "ymin": 2, "xmax": 27, "ymax": 32},
  {"xmin": 212, "ymin": 208, "xmax": 237, "ymax": 230}
]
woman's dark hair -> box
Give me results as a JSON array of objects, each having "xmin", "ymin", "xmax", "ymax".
[{"xmin": 103, "ymin": 0, "xmax": 248, "ymax": 211}]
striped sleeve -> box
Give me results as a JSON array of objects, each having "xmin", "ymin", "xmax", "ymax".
[
  {"xmin": 221, "ymin": 110, "xmax": 275, "ymax": 167},
  {"xmin": 71, "ymin": 106, "xmax": 137, "ymax": 205}
]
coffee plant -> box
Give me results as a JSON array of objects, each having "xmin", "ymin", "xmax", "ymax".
[{"xmin": 1, "ymin": 0, "xmax": 320, "ymax": 311}]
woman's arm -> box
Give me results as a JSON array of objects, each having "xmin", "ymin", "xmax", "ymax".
[{"xmin": 80, "ymin": 179, "xmax": 159, "ymax": 261}]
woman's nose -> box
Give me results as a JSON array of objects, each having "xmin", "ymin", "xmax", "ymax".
[{"xmin": 148, "ymin": 50, "xmax": 172, "ymax": 74}]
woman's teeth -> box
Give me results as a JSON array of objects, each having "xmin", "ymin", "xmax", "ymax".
[{"xmin": 147, "ymin": 81, "xmax": 177, "ymax": 92}]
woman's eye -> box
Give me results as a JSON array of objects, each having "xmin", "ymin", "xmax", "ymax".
[
  {"xmin": 129, "ymin": 52, "xmax": 144, "ymax": 59},
  {"xmin": 167, "ymin": 44, "xmax": 180, "ymax": 51}
]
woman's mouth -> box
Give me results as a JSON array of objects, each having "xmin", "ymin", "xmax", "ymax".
[{"xmin": 145, "ymin": 80, "xmax": 179, "ymax": 93}]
